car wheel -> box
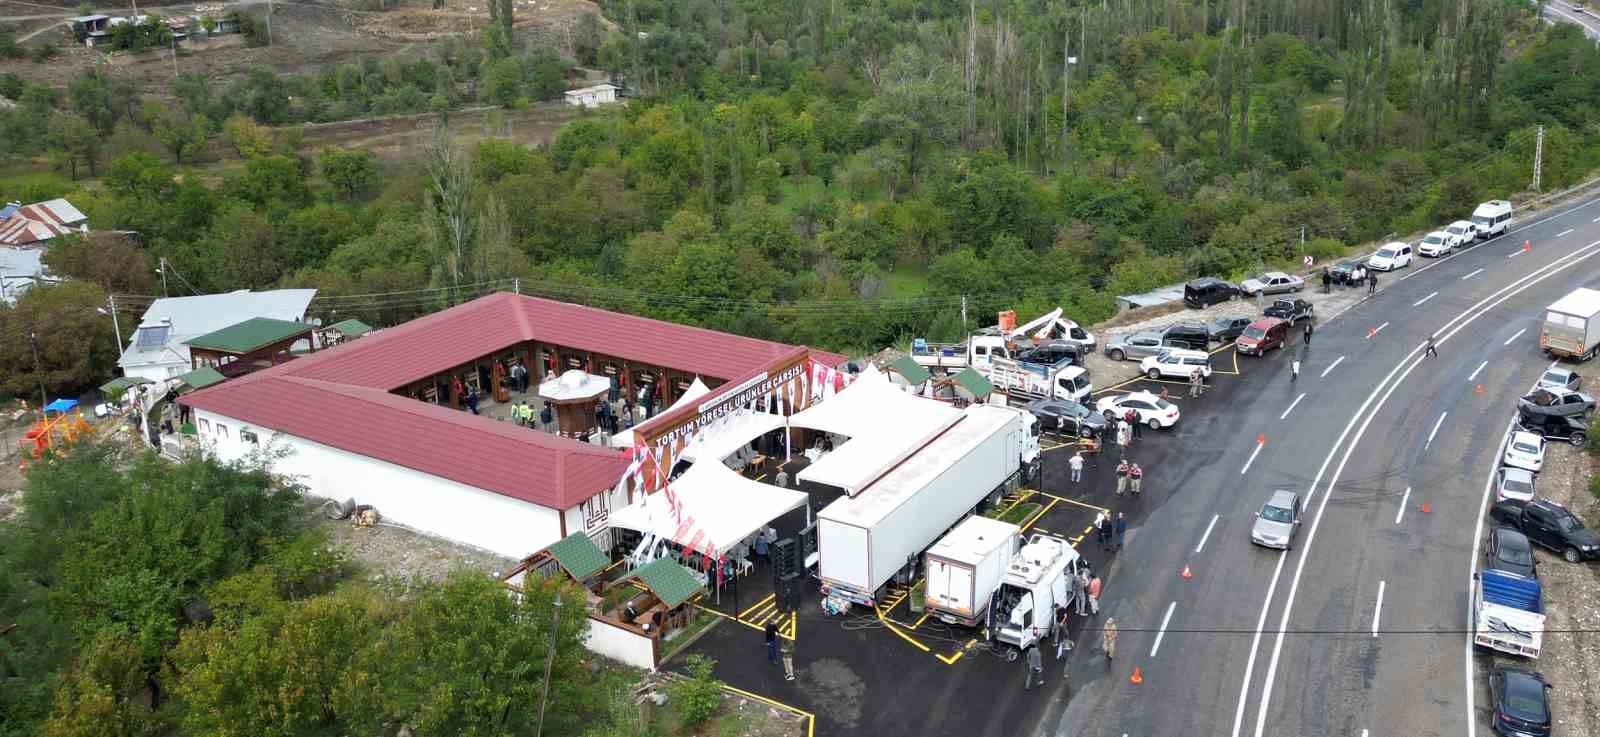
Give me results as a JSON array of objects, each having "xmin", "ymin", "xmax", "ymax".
[
  {"xmin": 1006, "ymin": 647, "xmax": 1019, "ymax": 663},
  {"xmin": 1147, "ymin": 417, "xmax": 1161, "ymax": 430},
  {"xmin": 1109, "ymin": 349, "xmax": 1125, "ymax": 361},
  {"xmin": 1147, "ymin": 368, "xmax": 1161, "ymax": 380},
  {"xmin": 1572, "ymin": 432, "xmax": 1587, "ymax": 446},
  {"xmin": 1565, "ymin": 547, "xmax": 1583, "ymax": 564},
  {"xmin": 1294, "ymin": 285, "xmax": 1303, "ymax": 292}
]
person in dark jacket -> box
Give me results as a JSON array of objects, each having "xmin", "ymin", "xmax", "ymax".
[
  {"xmin": 1368, "ymin": 271, "xmax": 1378, "ymax": 295},
  {"xmin": 1114, "ymin": 512, "xmax": 1128, "ymax": 551},
  {"xmin": 1304, "ymin": 321, "xmax": 1313, "ymax": 345},
  {"xmin": 765, "ymin": 620, "xmax": 779, "ymax": 664}
]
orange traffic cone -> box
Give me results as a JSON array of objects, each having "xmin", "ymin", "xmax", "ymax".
[
  {"xmin": 1130, "ymin": 667, "xmax": 1144, "ymax": 684},
  {"xmin": 1181, "ymin": 564, "xmax": 1194, "ymax": 579},
  {"xmin": 1475, "ymin": 384, "xmax": 1485, "ymax": 395},
  {"xmin": 1368, "ymin": 327, "xmax": 1377, "ymax": 338},
  {"xmin": 1421, "ymin": 502, "xmax": 1431, "ymax": 514}
]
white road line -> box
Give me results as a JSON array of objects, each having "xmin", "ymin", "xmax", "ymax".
[
  {"xmin": 1395, "ymin": 486, "xmax": 1412, "ymax": 525},
  {"xmin": 1508, "ymin": 249, "xmax": 1523, "ymax": 258},
  {"xmin": 1150, "ymin": 602, "xmax": 1177, "ymax": 657},
  {"xmin": 1462, "ymin": 267, "xmax": 1485, "ymax": 280},
  {"xmin": 1244, "ymin": 241, "xmax": 1600, "ymax": 737},
  {"xmin": 1240, "ymin": 441, "xmax": 1264, "ymax": 475},
  {"xmin": 1195, "ymin": 514, "xmax": 1220, "ymax": 553},
  {"xmin": 1320, "ymin": 356, "xmax": 1345, "ymax": 378},
  {"xmin": 1363, "ymin": 730, "xmax": 1370, "ymax": 737},
  {"xmin": 1413, "ymin": 291, "xmax": 1439, "ymax": 307},
  {"xmin": 1280, "ymin": 393, "xmax": 1306, "ymax": 419},
  {"xmin": 1373, "ymin": 581, "xmax": 1385, "ymax": 637},
  {"xmin": 1594, "ymin": 215, "xmax": 1600, "ymax": 222},
  {"xmin": 1504, "ymin": 328, "xmax": 1527, "ymax": 346},
  {"xmin": 1367, "ymin": 321, "xmax": 1390, "ymax": 338},
  {"xmin": 1468, "ymin": 360, "xmax": 1489, "ymax": 382},
  {"xmin": 1559, "ymin": 228, "xmax": 1575, "ymax": 237},
  {"xmin": 1425, "ymin": 412, "xmax": 1449, "ymax": 451}
]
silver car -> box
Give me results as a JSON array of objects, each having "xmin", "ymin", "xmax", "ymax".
[
  {"xmin": 1103, "ymin": 331, "xmax": 1169, "ymax": 362},
  {"xmin": 1239, "ymin": 271, "xmax": 1305, "ymax": 296},
  {"xmin": 1537, "ymin": 367, "xmax": 1582, "ymax": 393},
  {"xmin": 1251, "ymin": 490, "xmax": 1302, "ymax": 550}
]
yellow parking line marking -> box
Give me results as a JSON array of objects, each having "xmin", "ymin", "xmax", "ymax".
[
  {"xmin": 1092, "ymin": 375, "xmax": 1142, "ymax": 397},
  {"xmin": 747, "ymin": 600, "xmax": 779, "ymax": 622},
  {"xmin": 1070, "ymin": 534, "xmax": 1085, "ymax": 545},
  {"xmin": 1208, "ymin": 342, "xmax": 1235, "ymax": 355},
  {"xmin": 739, "ymin": 594, "xmax": 776, "ymax": 619},
  {"xmin": 876, "ymin": 608, "xmax": 931, "ymax": 652},
  {"xmin": 936, "ymin": 639, "xmax": 979, "ymax": 665},
  {"xmin": 1020, "ymin": 497, "xmax": 1059, "ymax": 531},
  {"xmin": 721, "ymin": 685, "xmax": 816, "ymax": 737},
  {"xmin": 1040, "ymin": 492, "xmax": 1110, "ymax": 513}
]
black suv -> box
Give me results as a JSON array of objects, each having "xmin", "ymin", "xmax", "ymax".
[
  {"xmin": 1517, "ymin": 413, "xmax": 1589, "ymax": 446},
  {"xmin": 1328, "ymin": 259, "xmax": 1367, "ymax": 285},
  {"xmin": 1161, "ymin": 322, "xmax": 1211, "ymax": 351},
  {"xmin": 1264, "ymin": 298, "xmax": 1314, "ymax": 323},
  {"xmin": 1207, "ymin": 316, "xmax": 1253, "ymax": 343},
  {"xmin": 1184, "ymin": 277, "xmax": 1240, "ymax": 308},
  {"xmin": 1017, "ymin": 340, "xmax": 1085, "ymax": 368},
  {"xmin": 1491, "ymin": 498, "xmax": 1600, "ymax": 562}
]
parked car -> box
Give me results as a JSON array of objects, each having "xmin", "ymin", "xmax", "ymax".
[
  {"xmin": 1236, "ymin": 317, "xmax": 1289, "ymax": 356},
  {"xmin": 1017, "ymin": 340, "xmax": 1085, "ymax": 368},
  {"xmin": 1473, "ymin": 200, "xmax": 1515, "ymax": 239},
  {"xmin": 1184, "ymin": 277, "xmax": 1240, "ymax": 308},
  {"xmin": 1095, "ymin": 391, "xmax": 1181, "ymax": 429},
  {"xmin": 1141, "ymin": 348, "xmax": 1212, "ymax": 380},
  {"xmin": 1104, "ymin": 331, "xmax": 1172, "ymax": 362},
  {"xmin": 1250, "ymin": 489, "xmax": 1302, "ymax": 550},
  {"xmin": 1418, "ymin": 231, "xmax": 1455, "ymax": 257},
  {"xmin": 1493, "ymin": 498, "xmax": 1600, "ymax": 563},
  {"xmin": 1536, "ymin": 367, "xmax": 1582, "ymax": 393},
  {"xmin": 1367, "ymin": 242, "xmax": 1414, "ymax": 271},
  {"xmin": 1264, "ymin": 298, "xmax": 1314, "ymax": 323},
  {"xmin": 1518, "ymin": 387, "xmax": 1596, "ymax": 419},
  {"xmin": 1329, "ymin": 259, "xmax": 1368, "ymax": 286},
  {"xmin": 1488, "ymin": 667, "xmax": 1552, "ymax": 737},
  {"xmin": 1239, "ymin": 271, "xmax": 1305, "ymax": 296},
  {"xmin": 1446, "ymin": 220, "xmax": 1479, "ymax": 245},
  {"xmin": 1502, "ymin": 430, "xmax": 1547, "ymax": 473},
  {"xmin": 1516, "ymin": 412, "xmax": 1589, "ymax": 446},
  {"xmin": 1207, "ymin": 316, "xmax": 1254, "ymax": 343},
  {"xmin": 1486, "ymin": 526, "xmax": 1538, "ymax": 578},
  {"xmin": 1024, "ymin": 398, "xmax": 1107, "ymax": 439},
  {"xmin": 1161, "ymin": 322, "xmax": 1211, "ymax": 351},
  {"xmin": 1495, "ymin": 466, "xmax": 1537, "ymax": 503}
]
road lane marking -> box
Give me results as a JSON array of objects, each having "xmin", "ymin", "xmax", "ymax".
[
  {"xmin": 1508, "ymin": 249, "xmax": 1522, "ymax": 258},
  {"xmin": 1413, "ymin": 291, "xmax": 1439, "ymax": 307},
  {"xmin": 1240, "ymin": 440, "xmax": 1264, "ymax": 475},
  {"xmin": 1320, "ymin": 357, "xmax": 1344, "ymax": 378},
  {"xmin": 1469, "ymin": 360, "xmax": 1488, "ymax": 382},
  {"xmin": 1366, "ymin": 321, "xmax": 1389, "ymax": 338},
  {"xmin": 1373, "ymin": 581, "xmax": 1385, "ymax": 637},
  {"xmin": 1425, "ymin": 412, "xmax": 1448, "ymax": 451},
  {"xmin": 1396, "ymin": 486, "xmax": 1412, "ymax": 524},
  {"xmin": 1504, "ymin": 328, "xmax": 1527, "ymax": 345},
  {"xmin": 1462, "ymin": 267, "xmax": 1485, "ymax": 280},
  {"xmin": 1280, "ymin": 393, "xmax": 1306, "ymax": 419},
  {"xmin": 1559, "ymin": 228, "xmax": 1575, "ymax": 237},
  {"xmin": 1243, "ymin": 242, "xmax": 1600, "ymax": 737},
  {"xmin": 1195, "ymin": 514, "xmax": 1220, "ymax": 553},
  {"xmin": 1150, "ymin": 602, "xmax": 1177, "ymax": 657},
  {"xmin": 1594, "ymin": 216, "xmax": 1600, "ymax": 222}
]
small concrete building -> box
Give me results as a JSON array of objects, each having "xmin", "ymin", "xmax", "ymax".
[{"xmin": 564, "ymin": 83, "xmax": 620, "ymax": 108}]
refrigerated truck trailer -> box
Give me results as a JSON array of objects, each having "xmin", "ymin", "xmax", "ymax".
[
  {"xmin": 924, "ymin": 516, "xmax": 1022, "ymax": 626},
  {"xmin": 1541, "ymin": 287, "xmax": 1600, "ymax": 360},
  {"xmin": 817, "ymin": 404, "xmax": 1040, "ymax": 607}
]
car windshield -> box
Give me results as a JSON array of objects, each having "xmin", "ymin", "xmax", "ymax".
[
  {"xmin": 1449, "ymin": 226, "xmax": 1468, "ymax": 235},
  {"xmin": 1376, "ymin": 248, "xmax": 1397, "ymax": 258},
  {"xmin": 1513, "ymin": 441, "xmax": 1539, "ymax": 454},
  {"xmin": 1243, "ymin": 327, "xmax": 1265, "ymax": 340},
  {"xmin": 1504, "ymin": 676, "xmax": 1548, "ymax": 720},
  {"xmin": 1542, "ymin": 371, "xmax": 1567, "ymax": 385},
  {"xmin": 1261, "ymin": 505, "xmax": 1293, "ymax": 523},
  {"xmin": 1473, "ymin": 215, "xmax": 1491, "ymax": 225},
  {"xmin": 1424, "ymin": 235, "xmax": 1443, "ymax": 244},
  {"xmin": 1273, "ymin": 300, "xmax": 1292, "ymax": 309},
  {"xmin": 1153, "ymin": 399, "xmax": 1175, "ymax": 411},
  {"xmin": 1503, "ymin": 475, "xmax": 1533, "ymax": 493},
  {"xmin": 1497, "ymin": 536, "xmax": 1532, "ymax": 565}
]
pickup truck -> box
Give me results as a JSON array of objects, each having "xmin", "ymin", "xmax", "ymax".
[
  {"xmin": 990, "ymin": 357, "xmax": 1092, "ymax": 405},
  {"xmin": 1264, "ymin": 298, "xmax": 1314, "ymax": 323},
  {"xmin": 1472, "ymin": 568, "xmax": 1545, "ymax": 658},
  {"xmin": 1491, "ymin": 498, "xmax": 1600, "ymax": 563},
  {"xmin": 909, "ymin": 335, "xmax": 1011, "ymax": 371}
]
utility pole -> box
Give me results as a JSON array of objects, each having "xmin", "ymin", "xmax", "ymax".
[
  {"xmin": 266, "ymin": 0, "xmax": 273, "ymax": 46},
  {"xmin": 107, "ymin": 295, "xmax": 122, "ymax": 347},
  {"xmin": 158, "ymin": 257, "xmax": 168, "ymax": 297},
  {"xmin": 534, "ymin": 596, "xmax": 563, "ymax": 737},
  {"xmin": 1532, "ymin": 124, "xmax": 1544, "ymax": 191},
  {"xmin": 28, "ymin": 332, "xmax": 47, "ymax": 411},
  {"xmin": 960, "ymin": 295, "xmax": 968, "ymax": 332}
]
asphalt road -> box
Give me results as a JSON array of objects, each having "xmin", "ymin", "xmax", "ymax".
[
  {"xmin": 1542, "ymin": 1, "xmax": 1600, "ymax": 40},
  {"xmin": 1042, "ymin": 194, "xmax": 1600, "ymax": 737}
]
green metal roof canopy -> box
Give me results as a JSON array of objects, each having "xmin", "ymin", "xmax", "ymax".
[
  {"xmin": 99, "ymin": 376, "xmax": 152, "ymax": 394},
  {"xmin": 951, "ymin": 367, "xmax": 994, "ymax": 398},
  {"xmin": 325, "ymin": 318, "xmax": 374, "ymax": 337},
  {"xmin": 886, "ymin": 355, "xmax": 931, "ymax": 385},
  {"xmin": 184, "ymin": 317, "xmax": 312, "ymax": 354},
  {"xmin": 175, "ymin": 366, "xmax": 226, "ymax": 391},
  {"xmin": 624, "ymin": 558, "xmax": 704, "ymax": 608},
  {"xmin": 545, "ymin": 532, "xmax": 609, "ymax": 580}
]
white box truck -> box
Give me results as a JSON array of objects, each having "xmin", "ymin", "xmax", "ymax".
[
  {"xmin": 924, "ymin": 516, "xmax": 1022, "ymax": 626},
  {"xmin": 816, "ymin": 404, "xmax": 1040, "ymax": 607},
  {"xmin": 990, "ymin": 533, "xmax": 1082, "ymax": 659},
  {"xmin": 1541, "ymin": 287, "xmax": 1600, "ymax": 360}
]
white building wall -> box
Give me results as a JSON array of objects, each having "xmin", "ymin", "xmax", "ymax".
[
  {"xmin": 585, "ymin": 616, "xmax": 656, "ymax": 669},
  {"xmin": 193, "ymin": 408, "xmax": 564, "ymax": 559},
  {"xmin": 123, "ymin": 361, "xmax": 187, "ymax": 384}
]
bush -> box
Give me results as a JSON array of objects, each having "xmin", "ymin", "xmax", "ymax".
[
  {"xmin": 0, "ymin": 32, "xmax": 22, "ymax": 59},
  {"xmin": 1587, "ymin": 413, "xmax": 1600, "ymax": 454},
  {"xmin": 669, "ymin": 654, "xmax": 723, "ymax": 729},
  {"xmin": 1589, "ymin": 473, "xmax": 1600, "ymax": 500},
  {"xmin": 29, "ymin": 43, "xmax": 57, "ymax": 63}
]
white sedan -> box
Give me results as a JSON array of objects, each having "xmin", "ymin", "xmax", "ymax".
[
  {"xmin": 1503, "ymin": 431, "xmax": 1547, "ymax": 473},
  {"xmin": 1095, "ymin": 391, "xmax": 1182, "ymax": 430}
]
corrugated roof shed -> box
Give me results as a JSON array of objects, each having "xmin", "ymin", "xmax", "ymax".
[
  {"xmin": 184, "ymin": 317, "xmax": 311, "ymax": 353},
  {"xmin": 325, "ymin": 318, "xmax": 374, "ymax": 337},
  {"xmin": 626, "ymin": 558, "xmax": 704, "ymax": 608},
  {"xmin": 175, "ymin": 366, "xmax": 226, "ymax": 390},
  {"xmin": 546, "ymin": 532, "xmax": 609, "ymax": 580}
]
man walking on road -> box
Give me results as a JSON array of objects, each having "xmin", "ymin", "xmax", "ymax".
[
  {"xmin": 1074, "ymin": 569, "xmax": 1090, "ymax": 615},
  {"xmin": 1094, "ymin": 512, "xmax": 1110, "ymax": 550},
  {"xmin": 1426, "ymin": 333, "xmax": 1439, "ymax": 358},
  {"xmin": 1070, "ymin": 451, "xmax": 1084, "ymax": 483},
  {"xmin": 1368, "ymin": 271, "xmax": 1378, "ymax": 295},
  {"xmin": 1114, "ymin": 512, "xmax": 1127, "ymax": 550},
  {"xmin": 1304, "ymin": 321, "xmax": 1313, "ymax": 345},
  {"xmin": 1129, "ymin": 463, "xmax": 1143, "ymax": 496},
  {"xmin": 1114, "ymin": 460, "xmax": 1129, "ymax": 496},
  {"xmin": 765, "ymin": 621, "xmax": 779, "ymax": 665},
  {"xmin": 1087, "ymin": 574, "xmax": 1102, "ymax": 615},
  {"xmin": 781, "ymin": 637, "xmax": 796, "ymax": 681},
  {"xmin": 1189, "ymin": 369, "xmax": 1204, "ymax": 398},
  {"xmin": 1102, "ymin": 618, "xmax": 1119, "ymax": 661},
  {"xmin": 1070, "ymin": 568, "xmax": 1086, "ymax": 616},
  {"xmin": 1291, "ymin": 358, "xmax": 1300, "ymax": 381},
  {"xmin": 1025, "ymin": 643, "xmax": 1044, "ymax": 691}
]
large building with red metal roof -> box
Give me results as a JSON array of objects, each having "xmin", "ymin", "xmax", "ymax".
[{"xmin": 179, "ymin": 292, "xmax": 845, "ymax": 558}]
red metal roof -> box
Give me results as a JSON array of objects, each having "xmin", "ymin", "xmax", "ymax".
[{"xmin": 179, "ymin": 292, "xmax": 845, "ymax": 509}]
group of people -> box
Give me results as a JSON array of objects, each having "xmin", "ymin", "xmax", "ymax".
[
  {"xmin": 1093, "ymin": 511, "xmax": 1127, "ymax": 551},
  {"xmin": 508, "ymin": 400, "xmax": 554, "ymax": 430},
  {"xmin": 1024, "ymin": 567, "xmax": 1110, "ymax": 691}
]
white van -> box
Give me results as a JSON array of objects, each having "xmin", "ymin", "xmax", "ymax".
[
  {"xmin": 1367, "ymin": 241, "xmax": 1414, "ymax": 271},
  {"xmin": 1472, "ymin": 200, "xmax": 1514, "ymax": 239},
  {"xmin": 1140, "ymin": 348, "xmax": 1213, "ymax": 380}
]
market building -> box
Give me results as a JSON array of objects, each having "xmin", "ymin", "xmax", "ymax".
[{"xmin": 179, "ymin": 292, "xmax": 846, "ymax": 559}]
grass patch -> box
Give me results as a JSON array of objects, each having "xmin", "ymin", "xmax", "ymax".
[
  {"xmin": 659, "ymin": 608, "xmax": 720, "ymax": 664},
  {"xmin": 986, "ymin": 500, "xmax": 1042, "ymax": 526},
  {"xmin": 883, "ymin": 265, "xmax": 929, "ymax": 299}
]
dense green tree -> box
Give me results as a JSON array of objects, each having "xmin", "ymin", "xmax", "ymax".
[
  {"xmin": 318, "ymin": 148, "xmax": 380, "ymax": 199},
  {"xmin": 0, "ymin": 282, "xmax": 118, "ymax": 399}
]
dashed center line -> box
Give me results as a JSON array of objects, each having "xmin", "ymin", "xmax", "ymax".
[
  {"xmin": 1559, "ymin": 228, "xmax": 1575, "ymax": 238},
  {"xmin": 1373, "ymin": 581, "xmax": 1386, "ymax": 638},
  {"xmin": 1508, "ymin": 249, "xmax": 1522, "ymax": 259},
  {"xmin": 1195, "ymin": 514, "xmax": 1220, "ymax": 553},
  {"xmin": 1396, "ymin": 486, "xmax": 1412, "ymax": 525},
  {"xmin": 1240, "ymin": 441, "xmax": 1265, "ymax": 475},
  {"xmin": 1468, "ymin": 360, "xmax": 1489, "ymax": 382},
  {"xmin": 1413, "ymin": 291, "xmax": 1439, "ymax": 307},
  {"xmin": 1425, "ymin": 412, "xmax": 1449, "ymax": 451},
  {"xmin": 1150, "ymin": 602, "xmax": 1178, "ymax": 657},
  {"xmin": 1280, "ymin": 393, "xmax": 1306, "ymax": 419},
  {"xmin": 1504, "ymin": 328, "xmax": 1527, "ymax": 346},
  {"xmin": 1367, "ymin": 322, "xmax": 1390, "ymax": 338},
  {"xmin": 1320, "ymin": 356, "xmax": 1345, "ymax": 378},
  {"xmin": 1462, "ymin": 268, "xmax": 1485, "ymax": 280}
]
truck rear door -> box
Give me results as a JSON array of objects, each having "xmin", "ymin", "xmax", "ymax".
[{"xmin": 929, "ymin": 560, "xmax": 974, "ymax": 615}]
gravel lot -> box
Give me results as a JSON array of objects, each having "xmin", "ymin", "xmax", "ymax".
[
  {"xmin": 313, "ymin": 504, "xmax": 518, "ymax": 584},
  {"xmin": 1492, "ymin": 441, "xmax": 1600, "ymax": 736}
]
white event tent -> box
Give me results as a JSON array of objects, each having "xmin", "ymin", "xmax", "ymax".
[
  {"xmin": 607, "ymin": 456, "xmax": 807, "ymax": 559},
  {"xmin": 789, "ymin": 366, "xmax": 964, "ymax": 496}
]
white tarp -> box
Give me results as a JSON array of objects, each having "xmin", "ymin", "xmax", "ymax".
[
  {"xmin": 607, "ymin": 460, "xmax": 807, "ymax": 557},
  {"xmin": 679, "ymin": 408, "xmax": 785, "ymax": 464},
  {"xmin": 788, "ymin": 365, "xmax": 961, "ymax": 438}
]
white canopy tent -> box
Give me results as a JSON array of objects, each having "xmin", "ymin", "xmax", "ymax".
[
  {"xmin": 607, "ymin": 459, "xmax": 808, "ymax": 559},
  {"xmin": 789, "ymin": 366, "xmax": 964, "ymax": 494},
  {"xmin": 678, "ymin": 408, "xmax": 786, "ymax": 464}
]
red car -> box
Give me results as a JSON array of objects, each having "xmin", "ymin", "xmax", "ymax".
[{"xmin": 1236, "ymin": 317, "xmax": 1288, "ymax": 356}]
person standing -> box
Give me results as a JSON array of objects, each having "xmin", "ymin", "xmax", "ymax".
[
  {"xmin": 1368, "ymin": 271, "xmax": 1378, "ymax": 295},
  {"xmin": 1190, "ymin": 369, "xmax": 1204, "ymax": 398},
  {"xmin": 1114, "ymin": 460, "xmax": 1129, "ymax": 496},
  {"xmin": 1117, "ymin": 420, "xmax": 1131, "ymax": 455},
  {"xmin": 1291, "ymin": 359, "xmax": 1301, "ymax": 381},
  {"xmin": 540, "ymin": 403, "xmax": 553, "ymax": 432},
  {"xmin": 1102, "ymin": 618, "xmax": 1119, "ymax": 661},
  {"xmin": 1114, "ymin": 512, "xmax": 1127, "ymax": 551},
  {"xmin": 1126, "ymin": 408, "xmax": 1142, "ymax": 440},
  {"xmin": 1095, "ymin": 512, "xmax": 1110, "ymax": 550},
  {"xmin": 1304, "ymin": 321, "xmax": 1313, "ymax": 345},
  {"xmin": 1425, "ymin": 333, "xmax": 1438, "ymax": 358},
  {"xmin": 1069, "ymin": 451, "xmax": 1084, "ymax": 483},
  {"xmin": 1073, "ymin": 569, "xmax": 1089, "ymax": 615},
  {"xmin": 1025, "ymin": 642, "xmax": 1044, "ymax": 691},
  {"xmin": 780, "ymin": 636, "xmax": 796, "ymax": 681},
  {"xmin": 1321, "ymin": 268, "xmax": 1332, "ymax": 293},
  {"xmin": 765, "ymin": 620, "xmax": 779, "ymax": 665},
  {"xmin": 1129, "ymin": 463, "xmax": 1143, "ymax": 496},
  {"xmin": 1055, "ymin": 605, "xmax": 1073, "ymax": 659},
  {"xmin": 1087, "ymin": 574, "xmax": 1102, "ymax": 615}
]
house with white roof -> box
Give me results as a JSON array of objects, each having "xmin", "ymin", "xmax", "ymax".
[
  {"xmin": 564, "ymin": 83, "xmax": 620, "ymax": 108},
  {"xmin": 118, "ymin": 288, "xmax": 317, "ymax": 383},
  {"xmin": 0, "ymin": 247, "xmax": 59, "ymax": 305}
]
